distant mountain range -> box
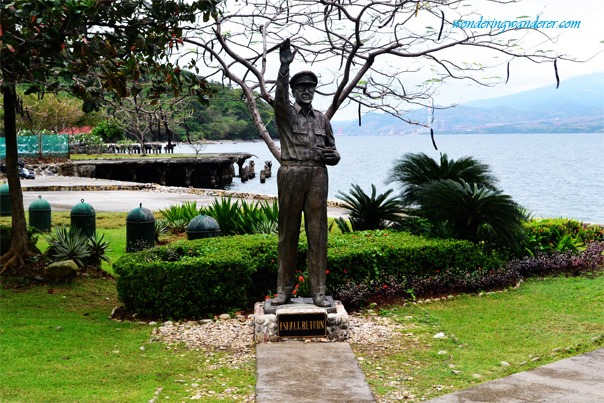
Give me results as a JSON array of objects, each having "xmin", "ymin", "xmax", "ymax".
[{"xmin": 332, "ymin": 73, "xmax": 604, "ymax": 135}]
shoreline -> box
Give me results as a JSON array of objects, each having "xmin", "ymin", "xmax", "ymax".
[{"xmin": 12, "ymin": 175, "xmax": 350, "ymax": 216}]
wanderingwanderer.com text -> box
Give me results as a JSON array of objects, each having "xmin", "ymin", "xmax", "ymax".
[{"xmin": 453, "ymin": 16, "xmax": 581, "ymax": 32}]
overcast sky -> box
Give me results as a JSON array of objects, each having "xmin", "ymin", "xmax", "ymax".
[
  {"xmin": 327, "ymin": 0, "xmax": 604, "ymax": 120},
  {"xmin": 435, "ymin": 0, "xmax": 604, "ymax": 101}
]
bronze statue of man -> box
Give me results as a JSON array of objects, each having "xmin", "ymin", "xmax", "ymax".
[{"xmin": 271, "ymin": 39, "xmax": 340, "ymax": 308}]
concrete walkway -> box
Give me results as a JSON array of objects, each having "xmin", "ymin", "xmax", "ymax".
[
  {"xmin": 256, "ymin": 346, "xmax": 604, "ymax": 403},
  {"xmin": 17, "ymin": 176, "xmax": 350, "ymax": 216},
  {"xmin": 256, "ymin": 342, "xmax": 375, "ymax": 402},
  {"xmin": 426, "ymin": 348, "xmax": 604, "ymax": 403}
]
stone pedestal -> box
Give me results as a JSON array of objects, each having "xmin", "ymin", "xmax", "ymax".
[{"xmin": 254, "ymin": 297, "xmax": 349, "ymax": 343}]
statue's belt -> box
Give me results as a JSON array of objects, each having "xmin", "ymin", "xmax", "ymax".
[{"xmin": 281, "ymin": 160, "xmax": 324, "ymax": 167}]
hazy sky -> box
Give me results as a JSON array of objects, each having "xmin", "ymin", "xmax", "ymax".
[
  {"xmin": 433, "ymin": 0, "xmax": 604, "ymax": 103},
  {"xmin": 326, "ymin": 0, "xmax": 604, "ymax": 120}
]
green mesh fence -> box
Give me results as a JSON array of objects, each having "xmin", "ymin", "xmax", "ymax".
[{"xmin": 0, "ymin": 134, "xmax": 69, "ymax": 158}]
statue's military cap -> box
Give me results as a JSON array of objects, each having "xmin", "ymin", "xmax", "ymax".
[{"xmin": 290, "ymin": 71, "xmax": 318, "ymax": 89}]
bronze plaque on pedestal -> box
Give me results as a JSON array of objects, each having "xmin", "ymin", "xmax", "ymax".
[{"xmin": 277, "ymin": 312, "xmax": 327, "ymax": 338}]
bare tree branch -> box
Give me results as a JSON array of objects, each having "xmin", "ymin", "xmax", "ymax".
[{"xmin": 173, "ymin": 0, "xmax": 586, "ymax": 158}]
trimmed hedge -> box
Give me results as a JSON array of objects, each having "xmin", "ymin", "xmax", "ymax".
[
  {"xmin": 114, "ymin": 234, "xmax": 281, "ymax": 319},
  {"xmin": 325, "ymin": 230, "xmax": 502, "ymax": 286},
  {"xmin": 114, "ymin": 230, "xmax": 502, "ymax": 319}
]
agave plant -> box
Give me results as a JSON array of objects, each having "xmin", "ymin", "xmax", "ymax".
[
  {"xmin": 336, "ymin": 184, "xmax": 403, "ymax": 231},
  {"xmin": 168, "ymin": 218, "xmax": 189, "ymax": 234},
  {"xmin": 204, "ymin": 198, "xmax": 280, "ymax": 235},
  {"xmin": 204, "ymin": 197, "xmax": 243, "ymax": 235},
  {"xmin": 253, "ymin": 218, "xmax": 278, "ymax": 234},
  {"xmin": 258, "ymin": 199, "xmax": 279, "ymax": 223},
  {"xmin": 44, "ymin": 225, "xmax": 91, "ymax": 268},
  {"xmin": 154, "ymin": 218, "xmax": 170, "ymax": 241},
  {"xmin": 238, "ymin": 200, "xmax": 265, "ymax": 234},
  {"xmin": 240, "ymin": 199, "xmax": 279, "ymax": 235},
  {"xmin": 85, "ymin": 232, "xmax": 111, "ymax": 268}
]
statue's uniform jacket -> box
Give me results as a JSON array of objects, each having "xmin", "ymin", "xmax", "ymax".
[{"xmin": 274, "ymin": 71, "xmax": 340, "ymax": 298}]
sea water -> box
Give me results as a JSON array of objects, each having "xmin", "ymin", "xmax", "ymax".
[{"xmin": 175, "ymin": 133, "xmax": 604, "ymax": 224}]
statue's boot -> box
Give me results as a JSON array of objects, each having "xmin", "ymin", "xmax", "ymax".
[
  {"xmin": 271, "ymin": 293, "xmax": 291, "ymax": 305},
  {"xmin": 312, "ymin": 288, "xmax": 331, "ymax": 308}
]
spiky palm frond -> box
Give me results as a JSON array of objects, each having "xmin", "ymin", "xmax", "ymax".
[
  {"xmin": 336, "ymin": 184, "xmax": 403, "ymax": 231},
  {"xmin": 333, "ymin": 217, "xmax": 353, "ymax": 233},
  {"xmin": 416, "ymin": 179, "xmax": 525, "ymax": 248},
  {"xmin": 386, "ymin": 152, "xmax": 498, "ymax": 206},
  {"xmin": 86, "ymin": 232, "xmax": 111, "ymax": 268}
]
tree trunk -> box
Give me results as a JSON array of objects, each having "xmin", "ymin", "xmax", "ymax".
[{"xmin": 1, "ymin": 84, "xmax": 32, "ymax": 271}]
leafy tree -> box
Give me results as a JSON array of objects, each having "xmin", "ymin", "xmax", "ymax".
[
  {"xmin": 91, "ymin": 121, "xmax": 124, "ymax": 143},
  {"xmin": 180, "ymin": 0, "xmax": 577, "ymax": 160},
  {"xmin": 336, "ymin": 184, "xmax": 402, "ymax": 232},
  {"xmin": 16, "ymin": 92, "xmax": 90, "ymax": 135},
  {"xmin": 1, "ymin": 0, "xmax": 218, "ymax": 270},
  {"xmin": 386, "ymin": 152, "xmax": 497, "ymax": 206}
]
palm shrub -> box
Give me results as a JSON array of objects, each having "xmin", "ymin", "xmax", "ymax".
[
  {"xmin": 385, "ymin": 152, "xmax": 527, "ymax": 251},
  {"xmin": 335, "ymin": 184, "xmax": 403, "ymax": 232},
  {"xmin": 386, "ymin": 152, "xmax": 498, "ymax": 206},
  {"xmin": 415, "ymin": 179, "xmax": 526, "ymax": 250}
]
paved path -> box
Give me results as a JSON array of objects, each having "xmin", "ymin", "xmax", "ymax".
[
  {"xmin": 17, "ymin": 176, "xmax": 350, "ymax": 217},
  {"xmin": 256, "ymin": 346, "xmax": 604, "ymax": 403},
  {"xmin": 256, "ymin": 342, "xmax": 375, "ymax": 402},
  {"xmin": 425, "ymin": 348, "xmax": 604, "ymax": 403}
]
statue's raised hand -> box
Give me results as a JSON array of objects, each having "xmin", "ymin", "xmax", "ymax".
[{"xmin": 280, "ymin": 38, "xmax": 296, "ymax": 66}]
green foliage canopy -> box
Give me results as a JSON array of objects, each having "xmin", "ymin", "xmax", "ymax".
[{"xmin": 0, "ymin": 0, "xmax": 220, "ymax": 269}]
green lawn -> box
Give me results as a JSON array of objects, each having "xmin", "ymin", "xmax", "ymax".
[
  {"xmin": 1, "ymin": 275, "xmax": 602, "ymax": 402},
  {"xmin": 352, "ymin": 275, "xmax": 604, "ymax": 401},
  {"xmin": 0, "ymin": 278, "xmax": 255, "ymax": 402},
  {"xmin": 1, "ymin": 212, "xmax": 603, "ymax": 401}
]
